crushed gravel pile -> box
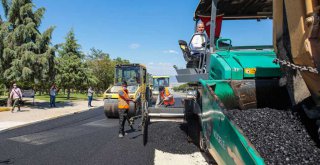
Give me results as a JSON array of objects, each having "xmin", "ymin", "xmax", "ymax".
[{"xmin": 225, "ymin": 108, "xmax": 320, "ymax": 165}]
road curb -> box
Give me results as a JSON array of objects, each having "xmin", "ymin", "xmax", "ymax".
[
  {"xmin": 0, "ymin": 106, "xmax": 102, "ymax": 134},
  {"xmin": 0, "ymin": 107, "xmax": 11, "ymax": 112}
]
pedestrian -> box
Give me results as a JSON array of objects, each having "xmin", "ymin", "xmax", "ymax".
[
  {"xmin": 10, "ymin": 83, "xmax": 23, "ymax": 113},
  {"xmin": 49, "ymin": 84, "xmax": 58, "ymax": 107},
  {"xmin": 88, "ymin": 86, "xmax": 94, "ymax": 107},
  {"xmin": 118, "ymin": 81, "xmax": 135, "ymax": 138}
]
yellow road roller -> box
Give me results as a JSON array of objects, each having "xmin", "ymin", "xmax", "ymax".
[{"xmin": 103, "ymin": 64, "xmax": 148, "ymax": 118}]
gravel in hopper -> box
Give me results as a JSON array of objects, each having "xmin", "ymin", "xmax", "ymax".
[{"xmin": 225, "ymin": 108, "xmax": 320, "ymax": 165}]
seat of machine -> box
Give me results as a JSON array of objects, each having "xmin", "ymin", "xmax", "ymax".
[{"xmin": 178, "ymin": 40, "xmax": 204, "ymax": 61}]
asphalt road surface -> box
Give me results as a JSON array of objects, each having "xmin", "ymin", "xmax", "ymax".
[{"xmin": 0, "ymin": 106, "xmax": 210, "ymax": 165}]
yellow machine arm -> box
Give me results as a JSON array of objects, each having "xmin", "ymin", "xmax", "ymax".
[{"xmin": 273, "ymin": 0, "xmax": 320, "ymax": 106}]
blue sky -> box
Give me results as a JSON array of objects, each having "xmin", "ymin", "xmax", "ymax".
[{"xmin": 1, "ymin": 0, "xmax": 273, "ymax": 76}]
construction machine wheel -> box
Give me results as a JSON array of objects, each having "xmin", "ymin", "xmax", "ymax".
[
  {"xmin": 142, "ymin": 101, "xmax": 150, "ymax": 146},
  {"xmin": 104, "ymin": 99, "xmax": 136, "ymax": 118},
  {"xmin": 142, "ymin": 114, "xmax": 150, "ymax": 146},
  {"xmin": 104, "ymin": 99, "xmax": 118, "ymax": 118}
]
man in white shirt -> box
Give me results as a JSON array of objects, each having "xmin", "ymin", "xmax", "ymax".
[
  {"xmin": 190, "ymin": 22, "xmax": 207, "ymax": 54},
  {"xmin": 10, "ymin": 83, "xmax": 23, "ymax": 113}
]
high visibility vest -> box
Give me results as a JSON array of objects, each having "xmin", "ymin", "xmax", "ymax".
[
  {"xmin": 165, "ymin": 87, "xmax": 170, "ymax": 96},
  {"xmin": 118, "ymin": 88, "xmax": 130, "ymax": 109},
  {"xmin": 160, "ymin": 87, "xmax": 175, "ymax": 106}
]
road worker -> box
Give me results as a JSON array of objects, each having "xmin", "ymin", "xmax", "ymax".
[
  {"xmin": 156, "ymin": 86, "xmax": 175, "ymax": 107},
  {"xmin": 118, "ymin": 81, "xmax": 135, "ymax": 138}
]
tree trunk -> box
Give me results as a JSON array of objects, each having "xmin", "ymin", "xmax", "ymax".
[
  {"xmin": 67, "ymin": 88, "xmax": 71, "ymax": 100},
  {"xmin": 6, "ymin": 86, "xmax": 11, "ymax": 107}
]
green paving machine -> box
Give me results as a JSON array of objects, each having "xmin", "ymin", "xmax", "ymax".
[{"xmin": 176, "ymin": 0, "xmax": 289, "ymax": 164}]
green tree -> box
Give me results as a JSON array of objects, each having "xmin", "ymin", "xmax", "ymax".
[
  {"xmin": 113, "ymin": 57, "xmax": 130, "ymax": 65},
  {"xmin": 172, "ymin": 83, "xmax": 189, "ymax": 92},
  {"xmin": 87, "ymin": 47, "xmax": 109, "ymax": 60},
  {"xmin": 56, "ymin": 29, "xmax": 96, "ymax": 99},
  {"xmin": 0, "ymin": 0, "xmax": 55, "ymax": 103},
  {"xmin": 87, "ymin": 48, "xmax": 114, "ymax": 92}
]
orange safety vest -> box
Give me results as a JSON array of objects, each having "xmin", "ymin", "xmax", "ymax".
[
  {"xmin": 160, "ymin": 87, "xmax": 175, "ymax": 106},
  {"xmin": 118, "ymin": 88, "xmax": 130, "ymax": 109}
]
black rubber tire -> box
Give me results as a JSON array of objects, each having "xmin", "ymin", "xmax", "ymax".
[
  {"xmin": 104, "ymin": 108, "xmax": 114, "ymax": 118},
  {"xmin": 142, "ymin": 115, "xmax": 150, "ymax": 146},
  {"xmin": 104, "ymin": 99, "xmax": 118, "ymax": 118}
]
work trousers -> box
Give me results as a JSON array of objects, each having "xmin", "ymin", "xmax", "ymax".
[
  {"xmin": 119, "ymin": 109, "xmax": 129, "ymax": 135},
  {"xmin": 88, "ymin": 96, "xmax": 93, "ymax": 107},
  {"xmin": 50, "ymin": 95, "xmax": 56, "ymax": 107},
  {"xmin": 12, "ymin": 98, "xmax": 21, "ymax": 111}
]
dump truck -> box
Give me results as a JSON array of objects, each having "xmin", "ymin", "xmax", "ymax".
[
  {"xmin": 176, "ymin": 0, "xmax": 320, "ymax": 164},
  {"xmin": 103, "ymin": 64, "xmax": 148, "ymax": 118},
  {"xmin": 151, "ymin": 76, "xmax": 170, "ymax": 103}
]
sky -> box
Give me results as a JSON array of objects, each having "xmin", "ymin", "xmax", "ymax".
[{"xmin": 0, "ymin": 0, "xmax": 273, "ymax": 76}]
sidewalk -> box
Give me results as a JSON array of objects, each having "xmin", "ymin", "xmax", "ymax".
[{"xmin": 0, "ymin": 98, "xmax": 103, "ymax": 132}]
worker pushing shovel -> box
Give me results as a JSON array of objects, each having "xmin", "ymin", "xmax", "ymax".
[{"xmin": 155, "ymin": 86, "xmax": 175, "ymax": 108}]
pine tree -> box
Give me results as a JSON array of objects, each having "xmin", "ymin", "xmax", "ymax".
[
  {"xmin": 0, "ymin": 0, "xmax": 55, "ymax": 90},
  {"xmin": 56, "ymin": 29, "xmax": 97, "ymax": 99},
  {"xmin": 0, "ymin": 0, "xmax": 55, "ymax": 106}
]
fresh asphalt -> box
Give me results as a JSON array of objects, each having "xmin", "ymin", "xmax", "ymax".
[{"xmin": 0, "ymin": 98, "xmax": 209, "ymax": 165}]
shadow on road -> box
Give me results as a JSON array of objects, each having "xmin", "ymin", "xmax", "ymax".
[{"xmin": 22, "ymin": 101, "xmax": 76, "ymax": 110}]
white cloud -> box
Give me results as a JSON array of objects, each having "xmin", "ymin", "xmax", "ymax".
[
  {"xmin": 163, "ymin": 50, "xmax": 179, "ymax": 54},
  {"xmin": 129, "ymin": 43, "xmax": 141, "ymax": 49}
]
